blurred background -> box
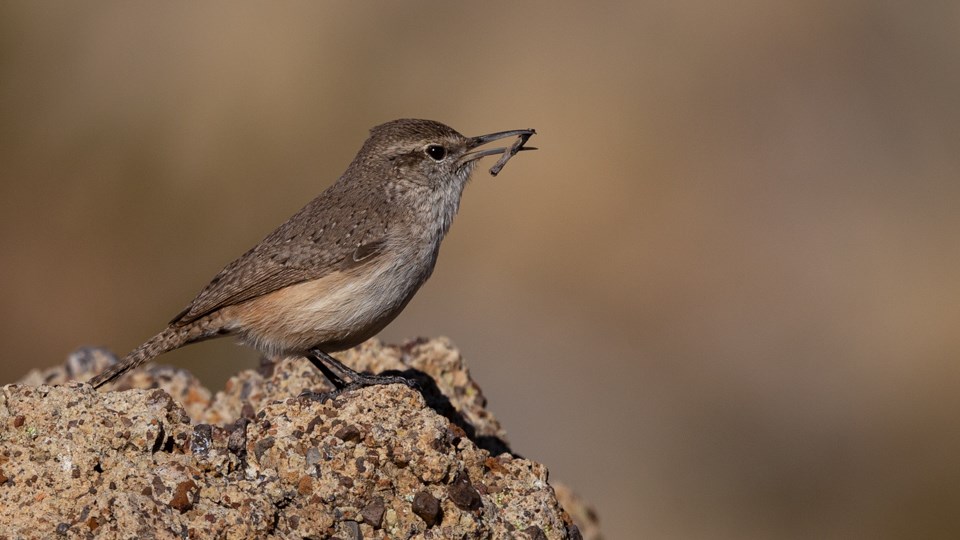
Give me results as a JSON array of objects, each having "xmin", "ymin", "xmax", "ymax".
[{"xmin": 2, "ymin": 2, "xmax": 960, "ymax": 538}]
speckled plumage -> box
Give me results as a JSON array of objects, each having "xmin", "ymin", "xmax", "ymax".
[{"xmin": 89, "ymin": 119, "xmax": 535, "ymax": 389}]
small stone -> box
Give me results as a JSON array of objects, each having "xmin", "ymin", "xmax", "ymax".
[
  {"xmin": 305, "ymin": 446, "xmax": 322, "ymax": 467},
  {"xmin": 360, "ymin": 496, "xmax": 385, "ymax": 528},
  {"xmin": 191, "ymin": 424, "xmax": 213, "ymax": 456},
  {"xmin": 169, "ymin": 480, "xmax": 198, "ymax": 513},
  {"xmin": 523, "ymin": 525, "xmax": 548, "ymax": 540},
  {"xmin": 335, "ymin": 424, "xmax": 362, "ymax": 443},
  {"xmin": 253, "ymin": 436, "xmax": 275, "ymax": 461},
  {"xmin": 306, "ymin": 415, "xmax": 325, "ymax": 434},
  {"xmin": 384, "ymin": 508, "xmax": 398, "ymax": 527},
  {"xmin": 447, "ymin": 472, "xmax": 481, "ymax": 511},
  {"xmin": 297, "ymin": 475, "xmax": 313, "ymax": 495},
  {"xmin": 227, "ymin": 418, "xmax": 249, "ymax": 456},
  {"xmin": 412, "ymin": 490, "xmax": 441, "ymax": 527},
  {"xmin": 241, "ymin": 402, "xmax": 256, "ymax": 419},
  {"xmin": 152, "ymin": 476, "xmax": 166, "ymax": 496},
  {"xmin": 341, "ymin": 520, "xmax": 361, "ymax": 540}
]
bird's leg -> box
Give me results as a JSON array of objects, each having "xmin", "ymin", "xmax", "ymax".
[
  {"xmin": 305, "ymin": 352, "xmax": 349, "ymax": 389},
  {"xmin": 303, "ymin": 349, "xmax": 414, "ymax": 398}
]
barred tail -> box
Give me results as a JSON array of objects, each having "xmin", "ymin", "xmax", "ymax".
[{"xmin": 88, "ymin": 315, "xmax": 225, "ymax": 389}]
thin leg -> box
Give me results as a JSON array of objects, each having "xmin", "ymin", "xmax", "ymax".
[
  {"xmin": 306, "ymin": 349, "xmax": 414, "ymax": 392},
  {"xmin": 305, "ymin": 353, "xmax": 349, "ymax": 389}
]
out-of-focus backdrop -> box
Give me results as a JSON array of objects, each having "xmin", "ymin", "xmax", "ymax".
[{"xmin": 3, "ymin": 2, "xmax": 959, "ymax": 538}]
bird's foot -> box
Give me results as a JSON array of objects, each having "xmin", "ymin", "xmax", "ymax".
[
  {"xmin": 341, "ymin": 371, "xmax": 417, "ymax": 390},
  {"xmin": 306, "ymin": 349, "xmax": 418, "ymax": 394}
]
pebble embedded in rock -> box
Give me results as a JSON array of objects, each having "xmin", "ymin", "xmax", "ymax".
[
  {"xmin": 412, "ymin": 490, "xmax": 441, "ymax": 527},
  {"xmin": 448, "ymin": 472, "xmax": 482, "ymax": 511},
  {"xmin": 169, "ymin": 480, "xmax": 198, "ymax": 513},
  {"xmin": 334, "ymin": 424, "xmax": 362, "ymax": 443},
  {"xmin": 524, "ymin": 525, "xmax": 548, "ymax": 540},
  {"xmin": 360, "ymin": 496, "xmax": 385, "ymax": 528}
]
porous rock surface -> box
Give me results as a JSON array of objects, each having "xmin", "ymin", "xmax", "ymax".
[{"xmin": 2, "ymin": 338, "xmax": 599, "ymax": 539}]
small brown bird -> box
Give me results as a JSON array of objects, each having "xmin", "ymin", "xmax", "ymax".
[{"xmin": 89, "ymin": 119, "xmax": 536, "ymax": 393}]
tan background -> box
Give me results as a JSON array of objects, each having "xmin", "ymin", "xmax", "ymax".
[{"xmin": 3, "ymin": 2, "xmax": 960, "ymax": 538}]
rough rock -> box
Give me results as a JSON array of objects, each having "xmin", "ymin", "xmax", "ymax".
[{"xmin": 3, "ymin": 338, "xmax": 600, "ymax": 539}]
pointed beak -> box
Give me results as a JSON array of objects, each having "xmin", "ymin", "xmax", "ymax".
[
  {"xmin": 459, "ymin": 128, "xmax": 537, "ymax": 175},
  {"xmin": 466, "ymin": 128, "xmax": 536, "ymax": 149}
]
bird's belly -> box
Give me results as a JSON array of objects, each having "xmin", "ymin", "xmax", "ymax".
[{"xmin": 227, "ymin": 255, "xmax": 431, "ymax": 356}]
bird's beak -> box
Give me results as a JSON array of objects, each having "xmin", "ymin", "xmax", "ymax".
[{"xmin": 459, "ymin": 128, "xmax": 537, "ymax": 175}]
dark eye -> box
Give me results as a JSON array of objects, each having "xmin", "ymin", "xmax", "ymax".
[{"xmin": 425, "ymin": 144, "xmax": 446, "ymax": 161}]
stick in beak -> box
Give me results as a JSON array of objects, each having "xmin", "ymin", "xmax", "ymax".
[
  {"xmin": 490, "ymin": 131, "xmax": 536, "ymax": 176},
  {"xmin": 460, "ymin": 128, "xmax": 537, "ymax": 176}
]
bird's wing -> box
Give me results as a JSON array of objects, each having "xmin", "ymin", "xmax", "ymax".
[{"xmin": 171, "ymin": 234, "xmax": 387, "ymax": 326}]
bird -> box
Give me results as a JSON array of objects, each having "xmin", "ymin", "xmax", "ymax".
[{"xmin": 88, "ymin": 118, "xmax": 536, "ymax": 395}]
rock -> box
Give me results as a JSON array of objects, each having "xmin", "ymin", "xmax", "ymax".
[{"xmin": 2, "ymin": 337, "xmax": 599, "ymax": 538}]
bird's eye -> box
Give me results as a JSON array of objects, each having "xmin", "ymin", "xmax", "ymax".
[{"xmin": 425, "ymin": 145, "xmax": 446, "ymax": 161}]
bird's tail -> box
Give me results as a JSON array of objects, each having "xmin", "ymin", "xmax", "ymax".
[{"xmin": 88, "ymin": 315, "xmax": 225, "ymax": 389}]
